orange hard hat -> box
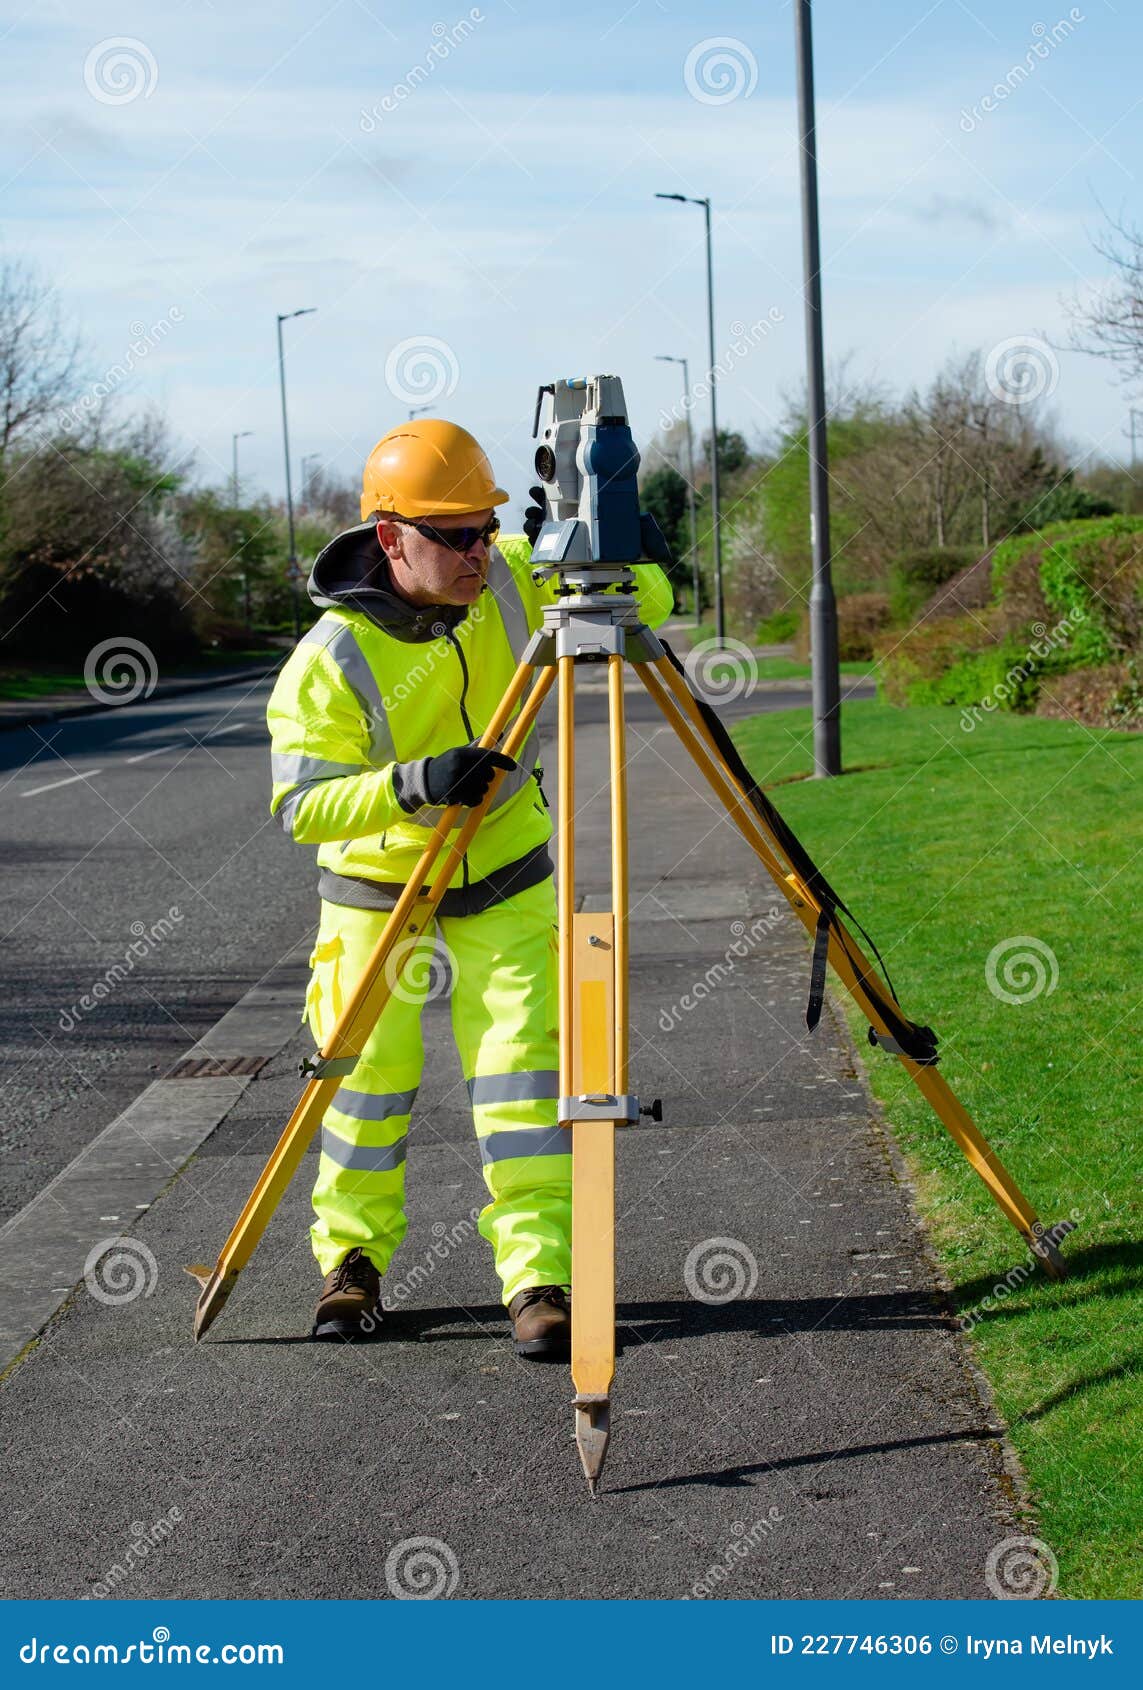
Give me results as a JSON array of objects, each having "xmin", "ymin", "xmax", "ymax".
[{"xmin": 360, "ymin": 418, "xmax": 509, "ymax": 520}]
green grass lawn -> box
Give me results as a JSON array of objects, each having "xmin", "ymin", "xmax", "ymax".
[
  {"xmin": 731, "ymin": 699, "xmax": 1141, "ymax": 1598},
  {"xmin": 748, "ymin": 655, "xmax": 875, "ymax": 681}
]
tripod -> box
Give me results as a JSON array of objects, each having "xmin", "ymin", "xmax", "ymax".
[{"xmin": 190, "ymin": 581, "xmax": 1069, "ymax": 1493}]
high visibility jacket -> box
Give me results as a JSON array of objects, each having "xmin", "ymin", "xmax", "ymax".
[{"xmin": 267, "ymin": 528, "xmax": 675, "ymax": 908}]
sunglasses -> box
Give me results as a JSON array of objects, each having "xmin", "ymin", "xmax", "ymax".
[{"xmin": 394, "ymin": 516, "xmax": 500, "ymax": 555}]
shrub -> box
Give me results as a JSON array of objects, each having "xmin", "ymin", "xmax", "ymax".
[
  {"xmin": 794, "ymin": 592, "xmax": 892, "ymax": 662},
  {"xmin": 754, "ymin": 608, "xmax": 800, "ymax": 643},
  {"xmin": 880, "ymin": 516, "xmax": 1143, "ymax": 712},
  {"xmin": 992, "ymin": 516, "xmax": 1143, "ymax": 664},
  {"xmin": 1036, "ymin": 662, "xmax": 1143, "ymax": 730},
  {"xmin": 888, "ymin": 545, "xmax": 976, "ymax": 624}
]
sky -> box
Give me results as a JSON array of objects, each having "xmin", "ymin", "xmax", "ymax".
[{"xmin": 2, "ymin": 0, "xmax": 1140, "ymax": 518}]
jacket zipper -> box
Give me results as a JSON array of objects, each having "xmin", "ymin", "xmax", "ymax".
[{"xmin": 446, "ymin": 630, "xmax": 473, "ymax": 893}]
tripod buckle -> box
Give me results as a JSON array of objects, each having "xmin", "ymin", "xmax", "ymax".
[
  {"xmin": 559, "ymin": 1091, "xmax": 640, "ymax": 1125},
  {"xmin": 298, "ymin": 1052, "xmax": 360, "ymax": 1080}
]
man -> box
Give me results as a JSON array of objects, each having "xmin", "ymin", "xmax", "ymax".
[{"xmin": 267, "ymin": 417, "xmax": 673, "ymax": 1355}]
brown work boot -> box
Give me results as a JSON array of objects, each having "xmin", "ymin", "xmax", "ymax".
[
  {"xmin": 509, "ymin": 1284, "xmax": 571, "ymax": 1360},
  {"xmin": 312, "ymin": 1247, "xmax": 382, "ymax": 1341}
]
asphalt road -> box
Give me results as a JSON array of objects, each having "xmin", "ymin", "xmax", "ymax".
[
  {"xmin": 0, "ymin": 653, "xmax": 1021, "ymax": 1601},
  {"xmin": 0, "ymin": 668, "xmax": 310, "ymax": 1223}
]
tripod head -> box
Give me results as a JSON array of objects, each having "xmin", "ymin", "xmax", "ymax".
[{"xmin": 530, "ymin": 375, "xmax": 667, "ymax": 596}]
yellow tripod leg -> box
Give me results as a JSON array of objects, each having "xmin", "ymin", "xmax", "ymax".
[
  {"xmin": 189, "ymin": 660, "xmax": 556, "ymax": 1338},
  {"xmin": 637, "ymin": 656, "xmax": 1066, "ymax": 1279},
  {"xmin": 565, "ymin": 654, "xmax": 629, "ymax": 1493},
  {"xmin": 570, "ymin": 910, "xmax": 617, "ymax": 1495}
]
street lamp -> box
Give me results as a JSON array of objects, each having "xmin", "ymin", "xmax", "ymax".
[
  {"xmin": 276, "ymin": 307, "xmax": 316, "ymax": 641},
  {"xmin": 654, "ymin": 354, "xmax": 701, "ymax": 625},
  {"xmin": 231, "ymin": 430, "xmax": 254, "ymax": 632},
  {"xmin": 794, "ymin": 0, "xmax": 841, "ymax": 776},
  {"xmin": 655, "ymin": 191, "xmax": 724, "ymax": 645},
  {"xmin": 408, "ymin": 403, "xmax": 433, "ymax": 421},
  {"xmin": 231, "ymin": 431, "xmax": 253, "ymax": 505},
  {"xmin": 1128, "ymin": 408, "xmax": 1143, "ymax": 468},
  {"xmin": 301, "ymin": 453, "xmax": 321, "ymax": 510}
]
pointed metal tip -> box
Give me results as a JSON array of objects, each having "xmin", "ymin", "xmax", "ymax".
[
  {"xmin": 191, "ymin": 1267, "xmax": 237, "ymax": 1342},
  {"xmin": 574, "ymin": 1391, "xmax": 611, "ymax": 1495}
]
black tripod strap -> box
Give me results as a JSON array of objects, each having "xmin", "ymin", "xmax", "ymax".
[
  {"xmin": 807, "ymin": 906, "xmax": 832, "ymax": 1033},
  {"xmin": 659, "ymin": 640, "xmax": 939, "ymax": 1066}
]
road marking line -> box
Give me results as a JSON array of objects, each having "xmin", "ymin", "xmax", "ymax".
[
  {"xmin": 126, "ymin": 744, "xmax": 177, "ymax": 763},
  {"xmin": 209, "ymin": 722, "xmax": 244, "ymax": 735},
  {"xmin": 22, "ymin": 770, "xmax": 103, "ymax": 797}
]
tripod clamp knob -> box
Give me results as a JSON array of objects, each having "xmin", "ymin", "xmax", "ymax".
[{"xmin": 639, "ymin": 1098, "xmax": 664, "ymax": 1123}]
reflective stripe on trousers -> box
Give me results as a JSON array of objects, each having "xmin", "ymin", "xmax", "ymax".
[{"xmin": 304, "ymin": 874, "xmax": 567, "ymax": 1305}]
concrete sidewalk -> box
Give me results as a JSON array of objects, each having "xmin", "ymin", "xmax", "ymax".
[{"xmin": 0, "ymin": 677, "xmax": 1019, "ymax": 1600}]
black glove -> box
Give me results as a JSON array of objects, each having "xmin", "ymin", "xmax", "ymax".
[
  {"xmin": 523, "ymin": 484, "xmax": 547, "ymax": 547},
  {"xmin": 394, "ymin": 745, "xmax": 517, "ymax": 812}
]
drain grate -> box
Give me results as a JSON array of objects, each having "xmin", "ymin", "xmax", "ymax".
[{"xmin": 167, "ymin": 1055, "xmax": 269, "ymax": 1079}]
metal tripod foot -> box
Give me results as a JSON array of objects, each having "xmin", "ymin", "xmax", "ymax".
[
  {"xmin": 574, "ymin": 1392, "xmax": 611, "ymax": 1495},
  {"xmin": 186, "ymin": 1264, "xmax": 239, "ymax": 1340}
]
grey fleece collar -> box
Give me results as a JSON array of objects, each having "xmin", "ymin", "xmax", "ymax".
[{"xmin": 306, "ymin": 521, "xmax": 469, "ymax": 643}]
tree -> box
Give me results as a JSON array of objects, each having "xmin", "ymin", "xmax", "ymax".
[
  {"xmin": 301, "ymin": 462, "xmax": 360, "ymax": 527},
  {"xmin": 1068, "ymin": 210, "xmax": 1143, "ymax": 389},
  {"xmin": 178, "ymin": 489, "xmax": 280, "ymax": 631},
  {"xmin": 700, "ymin": 427, "xmax": 751, "ymax": 478},
  {"xmin": 0, "ymin": 411, "xmax": 196, "ymax": 662},
  {"xmin": 639, "ymin": 464, "xmax": 689, "ymax": 581},
  {"xmin": 0, "ymin": 258, "xmax": 84, "ymax": 459}
]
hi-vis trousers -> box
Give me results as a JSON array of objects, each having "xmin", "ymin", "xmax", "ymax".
[{"xmin": 303, "ymin": 875, "xmax": 570, "ymax": 1305}]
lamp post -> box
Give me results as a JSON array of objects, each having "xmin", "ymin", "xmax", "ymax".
[
  {"xmin": 655, "ymin": 192, "xmax": 724, "ymax": 644},
  {"xmin": 276, "ymin": 307, "xmax": 316, "ymax": 641},
  {"xmin": 794, "ymin": 0, "xmax": 841, "ymax": 776},
  {"xmin": 231, "ymin": 432, "xmax": 254, "ymax": 629},
  {"xmin": 654, "ymin": 354, "xmax": 701, "ymax": 624},
  {"xmin": 301, "ymin": 453, "xmax": 321, "ymax": 511},
  {"xmin": 408, "ymin": 403, "xmax": 433, "ymax": 421},
  {"xmin": 231, "ymin": 431, "xmax": 253, "ymax": 505},
  {"xmin": 1129, "ymin": 408, "xmax": 1142, "ymax": 468}
]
